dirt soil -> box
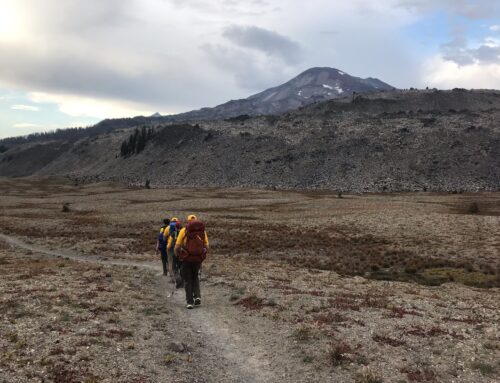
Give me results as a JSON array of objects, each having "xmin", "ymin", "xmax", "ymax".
[{"xmin": 0, "ymin": 177, "xmax": 499, "ymax": 383}]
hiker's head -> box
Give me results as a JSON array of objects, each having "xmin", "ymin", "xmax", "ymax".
[
  {"xmin": 171, "ymin": 217, "xmax": 179, "ymax": 222},
  {"xmin": 163, "ymin": 218, "xmax": 170, "ymax": 225},
  {"xmin": 187, "ymin": 214, "xmax": 197, "ymax": 221}
]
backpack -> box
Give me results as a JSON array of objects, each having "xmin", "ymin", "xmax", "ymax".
[
  {"xmin": 169, "ymin": 221, "xmax": 181, "ymax": 241},
  {"xmin": 180, "ymin": 220, "xmax": 207, "ymax": 263}
]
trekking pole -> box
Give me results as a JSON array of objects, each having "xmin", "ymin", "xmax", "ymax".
[
  {"xmin": 168, "ymin": 273, "xmax": 176, "ymax": 297},
  {"xmin": 167, "ymin": 252, "xmax": 177, "ymax": 298}
]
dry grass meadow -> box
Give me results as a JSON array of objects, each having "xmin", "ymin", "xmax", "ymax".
[{"xmin": 0, "ymin": 177, "xmax": 499, "ymax": 382}]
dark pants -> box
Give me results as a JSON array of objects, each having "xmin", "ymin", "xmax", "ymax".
[
  {"xmin": 181, "ymin": 262, "xmax": 201, "ymax": 305},
  {"xmin": 160, "ymin": 248, "xmax": 168, "ymax": 275},
  {"xmin": 169, "ymin": 248, "xmax": 182, "ymax": 274},
  {"xmin": 168, "ymin": 248, "xmax": 184, "ymax": 288}
]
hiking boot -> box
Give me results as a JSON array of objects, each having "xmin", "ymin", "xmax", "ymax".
[
  {"xmin": 194, "ymin": 298, "xmax": 201, "ymax": 306},
  {"xmin": 186, "ymin": 304, "xmax": 194, "ymax": 309}
]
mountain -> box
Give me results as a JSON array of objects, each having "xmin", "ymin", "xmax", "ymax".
[
  {"xmin": 1, "ymin": 89, "xmax": 499, "ymax": 192},
  {"xmin": 0, "ymin": 67, "xmax": 394, "ymax": 148},
  {"xmin": 171, "ymin": 67, "xmax": 395, "ymax": 120}
]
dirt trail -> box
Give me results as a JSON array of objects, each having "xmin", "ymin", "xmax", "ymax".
[
  {"xmin": 0, "ymin": 232, "xmax": 296, "ymax": 383},
  {"xmin": 0, "ymin": 233, "xmax": 158, "ymax": 271}
]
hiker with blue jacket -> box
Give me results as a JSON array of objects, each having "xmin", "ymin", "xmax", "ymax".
[
  {"xmin": 165, "ymin": 217, "xmax": 184, "ymax": 287},
  {"xmin": 155, "ymin": 218, "xmax": 170, "ymax": 275}
]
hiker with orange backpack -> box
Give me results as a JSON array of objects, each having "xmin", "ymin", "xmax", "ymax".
[
  {"xmin": 155, "ymin": 218, "xmax": 170, "ymax": 275},
  {"xmin": 166, "ymin": 217, "xmax": 183, "ymax": 288},
  {"xmin": 174, "ymin": 215, "xmax": 209, "ymax": 309}
]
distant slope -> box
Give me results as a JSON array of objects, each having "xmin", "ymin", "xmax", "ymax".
[{"xmin": 1, "ymin": 89, "xmax": 499, "ymax": 192}]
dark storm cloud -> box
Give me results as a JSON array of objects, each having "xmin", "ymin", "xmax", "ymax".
[{"xmin": 222, "ymin": 25, "xmax": 302, "ymax": 63}]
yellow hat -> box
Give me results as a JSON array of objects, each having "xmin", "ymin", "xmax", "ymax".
[
  {"xmin": 187, "ymin": 214, "xmax": 197, "ymax": 221},
  {"xmin": 171, "ymin": 217, "xmax": 178, "ymax": 222}
]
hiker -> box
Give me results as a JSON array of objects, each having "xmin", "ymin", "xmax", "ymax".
[
  {"xmin": 155, "ymin": 218, "xmax": 170, "ymax": 275},
  {"xmin": 175, "ymin": 215, "xmax": 209, "ymax": 309},
  {"xmin": 166, "ymin": 217, "xmax": 183, "ymax": 288}
]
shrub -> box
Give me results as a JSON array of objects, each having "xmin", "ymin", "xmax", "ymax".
[
  {"xmin": 470, "ymin": 361, "xmax": 496, "ymax": 376},
  {"xmin": 62, "ymin": 202, "xmax": 70, "ymax": 212},
  {"xmin": 400, "ymin": 367, "xmax": 436, "ymax": 382},
  {"xmin": 302, "ymin": 355, "xmax": 314, "ymax": 363},
  {"xmin": 235, "ymin": 295, "xmax": 266, "ymax": 310},
  {"xmin": 355, "ymin": 367, "xmax": 383, "ymax": 383},
  {"xmin": 372, "ymin": 334, "xmax": 406, "ymax": 347},
  {"xmin": 467, "ymin": 202, "xmax": 479, "ymax": 214},
  {"xmin": 328, "ymin": 341, "xmax": 351, "ymax": 366},
  {"xmin": 292, "ymin": 326, "xmax": 312, "ymax": 342}
]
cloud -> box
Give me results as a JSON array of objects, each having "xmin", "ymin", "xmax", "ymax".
[
  {"xmin": 202, "ymin": 43, "xmax": 297, "ymax": 91},
  {"xmin": 166, "ymin": 0, "xmax": 275, "ymax": 16},
  {"xmin": 319, "ymin": 30, "xmax": 339, "ymax": 35},
  {"xmin": 396, "ymin": 0, "xmax": 499, "ymax": 19},
  {"xmin": 19, "ymin": 0, "xmax": 138, "ymax": 35},
  {"xmin": 222, "ymin": 25, "xmax": 302, "ymax": 63},
  {"xmin": 13, "ymin": 123, "xmax": 42, "ymax": 128},
  {"xmin": 490, "ymin": 25, "xmax": 500, "ymax": 32},
  {"xmin": 422, "ymin": 55, "xmax": 500, "ymax": 89},
  {"xmin": 0, "ymin": 0, "xmax": 245, "ymax": 117},
  {"xmin": 11, "ymin": 104, "xmax": 39, "ymax": 111},
  {"xmin": 28, "ymin": 92, "xmax": 153, "ymax": 119},
  {"xmin": 198, "ymin": 24, "xmax": 303, "ymax": 91},
  {"xmin": 439, "ymin": 36, "xmax": 500, "ymax": 66}
]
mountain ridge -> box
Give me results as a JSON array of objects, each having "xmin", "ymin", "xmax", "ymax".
[
  {"xmin": 1, "ymin": 89, "xmax": 498, "ymax": 192},
  {"xmin": 0, "ymin": 67, "xmax": 393, "ymax": 145},
  {"xmin": 170, "ymin": 67, "xmax": 395, "ymax": 120}
]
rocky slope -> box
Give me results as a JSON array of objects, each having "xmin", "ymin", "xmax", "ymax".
[{"xmin": 0, "ymin": 89, "xmax": 499, "ymax": 192}]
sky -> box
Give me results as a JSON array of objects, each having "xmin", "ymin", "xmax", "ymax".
[{"xmin": 0, "ymin": 0, "xmax": 499, "ymax": 138}]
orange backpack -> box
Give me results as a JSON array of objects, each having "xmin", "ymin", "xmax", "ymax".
[{"xmin": 180, "ymin": 220, "xmax": 207, "ymax": 263}]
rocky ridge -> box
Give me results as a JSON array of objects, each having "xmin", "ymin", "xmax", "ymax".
[{"xmin": 0, "ymin": 89, "xmax": 499, "ymax": 192}]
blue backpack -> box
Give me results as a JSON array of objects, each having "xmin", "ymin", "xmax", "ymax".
[{"xmin": 169, "ymin": 221, "xmax": 181, "ymax": 242}]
